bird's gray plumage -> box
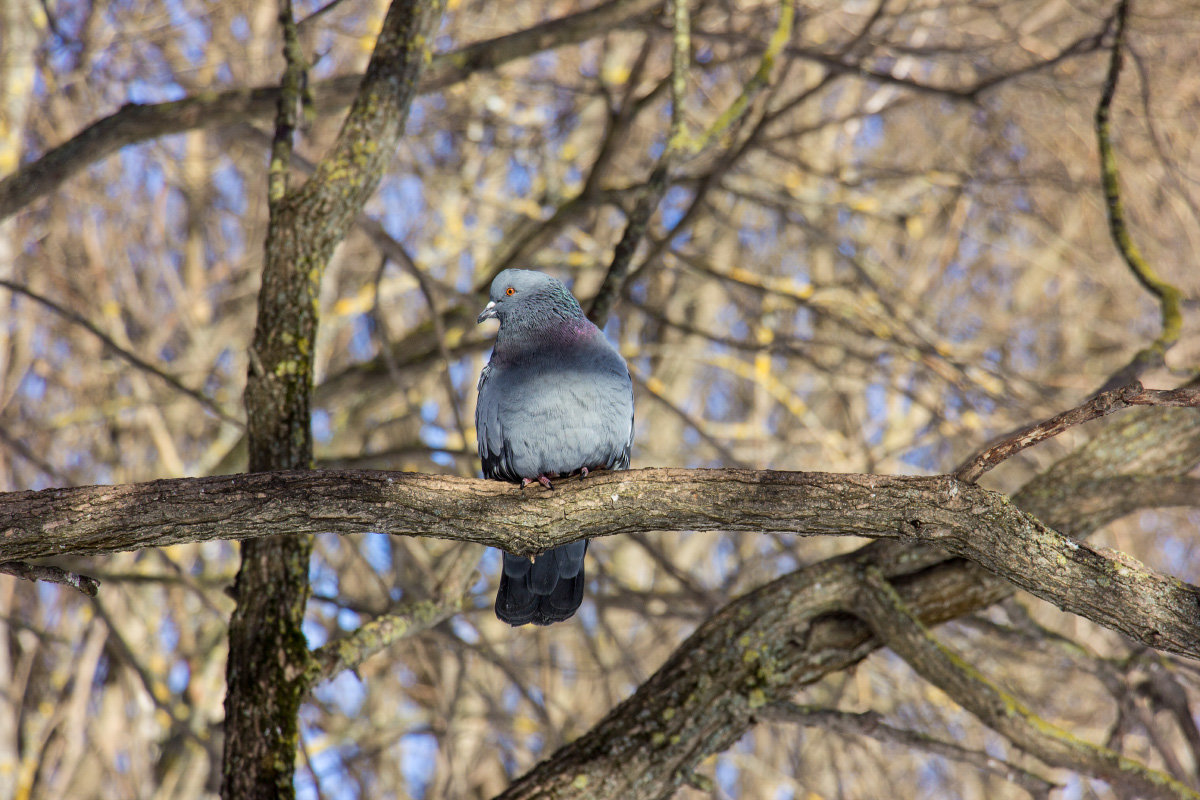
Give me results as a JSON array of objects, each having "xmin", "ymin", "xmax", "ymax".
[{"xmin": 476, "ymin": 269, "xmax": 633, "ymax": 626}]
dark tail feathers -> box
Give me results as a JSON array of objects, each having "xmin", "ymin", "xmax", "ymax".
[{"xmin": 495, "ymin": 541, "xmax": 588, "ymax": 626}]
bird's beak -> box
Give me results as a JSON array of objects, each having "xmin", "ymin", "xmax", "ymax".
[{"xmin": 477, "ymin": 301, "xmax": 498, "ymax": 324}]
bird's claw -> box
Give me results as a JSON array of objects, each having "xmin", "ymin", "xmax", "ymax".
[{"xmin": 520, "ymin": 475, "xmax": 554, "ymax": 490}]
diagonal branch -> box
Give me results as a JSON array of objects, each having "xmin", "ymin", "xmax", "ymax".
[
  {"xmin": 763, "ymin": 702, "xmax": 1058, "ymax": 799},
  {"xmin": 954, "ymin": 381, "xmax": 1200, "ymax": 482},
  {"xmin": 587, "ymin": 0, "xmax": 691, "ymax": 325},
  {"xmin": 686, "ymin": 0, "xmax": 795, "ymax": 154},
  {"xmin": 852, "ymin": 567, "xmax": 1199, "ymax": 800},
  {"xmin": 307, "ymin": 545, "xmax": 479, "ymax": 685},
  {"xmin": 0, "ymin": 278, "xmax": 243, "ymax": 427}
]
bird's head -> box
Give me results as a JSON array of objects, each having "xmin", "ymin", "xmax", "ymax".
[{"xmin": 477, "ymin": 269, "xmax": 584, "ymax": 327}]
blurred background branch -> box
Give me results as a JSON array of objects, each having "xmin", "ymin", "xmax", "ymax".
[{"xmin": 1094, "ymin": 0, "xmax": 1187, "ymax": 392}]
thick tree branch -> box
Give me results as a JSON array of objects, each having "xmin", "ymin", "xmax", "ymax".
[{"xmin": 3, "ymin": 466, "xmax": 1199, "ymax": 660}]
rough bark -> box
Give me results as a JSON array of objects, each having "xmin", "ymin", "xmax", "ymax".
[
  {"xmin": 3, "ymin": 461, "xmax": 1200, "ymax": 661},
  {"xmin": 221, "ymin": 1, "xmax": 445, "ymax": 798}
]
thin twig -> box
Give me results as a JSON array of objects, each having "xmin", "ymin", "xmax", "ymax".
[
  {"xmin": 764, "ymin": 702, "xmax": 1058, "ymax": 799},
  {"xmin": 1, "ymin": 0, "xmax": 667, "ymax": 223},
  {"xmin": 0, "ymin": 425, "xmax": 70, "ymax": 484},
  {"xmin": 0, "ymin": 279, "xmax": 243, "ymax": 427},
  {"xmin": 687, "ymin": 0, "xmax": 795, "ymax": 153},
  {"xmin": 268, "ymin": 0, "xmax": 305, "ymax": 202},
  {"xmin": 307, "ymin": 546, "xmax": 479, "ymax": 684},
  {"xmin": 1094, "ymin": 0, "xmax": 1186, "ymax": 391},
  {"xmin": 953, "ymin": 381, "xmax": 1200, "ymax": 483},
  {"xmin": 957, "ymin": 22, "xmax": 1199, "ymax": 485},
  {"xmin": 629, "ymin": 370, "xmax": 749, "ymax": 467},
  {"xmin": 89, "ymin": 598, "xmax": 211, "ymax": 754},
  {"xmin": 369, "ymin": 254, "xmax": 408, "ymax": 389},
  {"xmin": 587, "ymin": 0, "xmax": 692, "ymax": 325},
  {"xmin": 375, "ymin": 251, "xmax": 471, "ymax": 455},
  {"xmin": 296, "ymin": 0, "xmax": 353, "ymax": 33},
  {"xmin": 589, "ymin": 0, "xmax": 797, "ymax": 321},
  {"xmin": 0, "ymin": 560, "xmax": 99, "ymax": 595}
]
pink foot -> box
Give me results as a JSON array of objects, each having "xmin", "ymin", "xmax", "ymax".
[{"xmin": 520, "ymin": 475, "xmax": 555, "ymax": 489}]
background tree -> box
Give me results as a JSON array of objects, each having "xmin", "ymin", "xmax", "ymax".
[{"xmin": 1, "ymin": 0, "xmax": 1198, "ymax": 799}]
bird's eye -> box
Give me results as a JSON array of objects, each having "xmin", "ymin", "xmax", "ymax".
[{"xmin": 505, "ymin": 287, "xmax": 515, "ymax": 296}]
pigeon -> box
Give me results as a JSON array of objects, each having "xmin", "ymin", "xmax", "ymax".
[{"xmin": 476, "ymin": 269, "xmax": 634, "ymax": 626}]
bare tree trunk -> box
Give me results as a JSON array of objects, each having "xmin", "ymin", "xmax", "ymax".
[{"xmin": 220, "ymin": 2, "xmax": 446, "ymax": 797}]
